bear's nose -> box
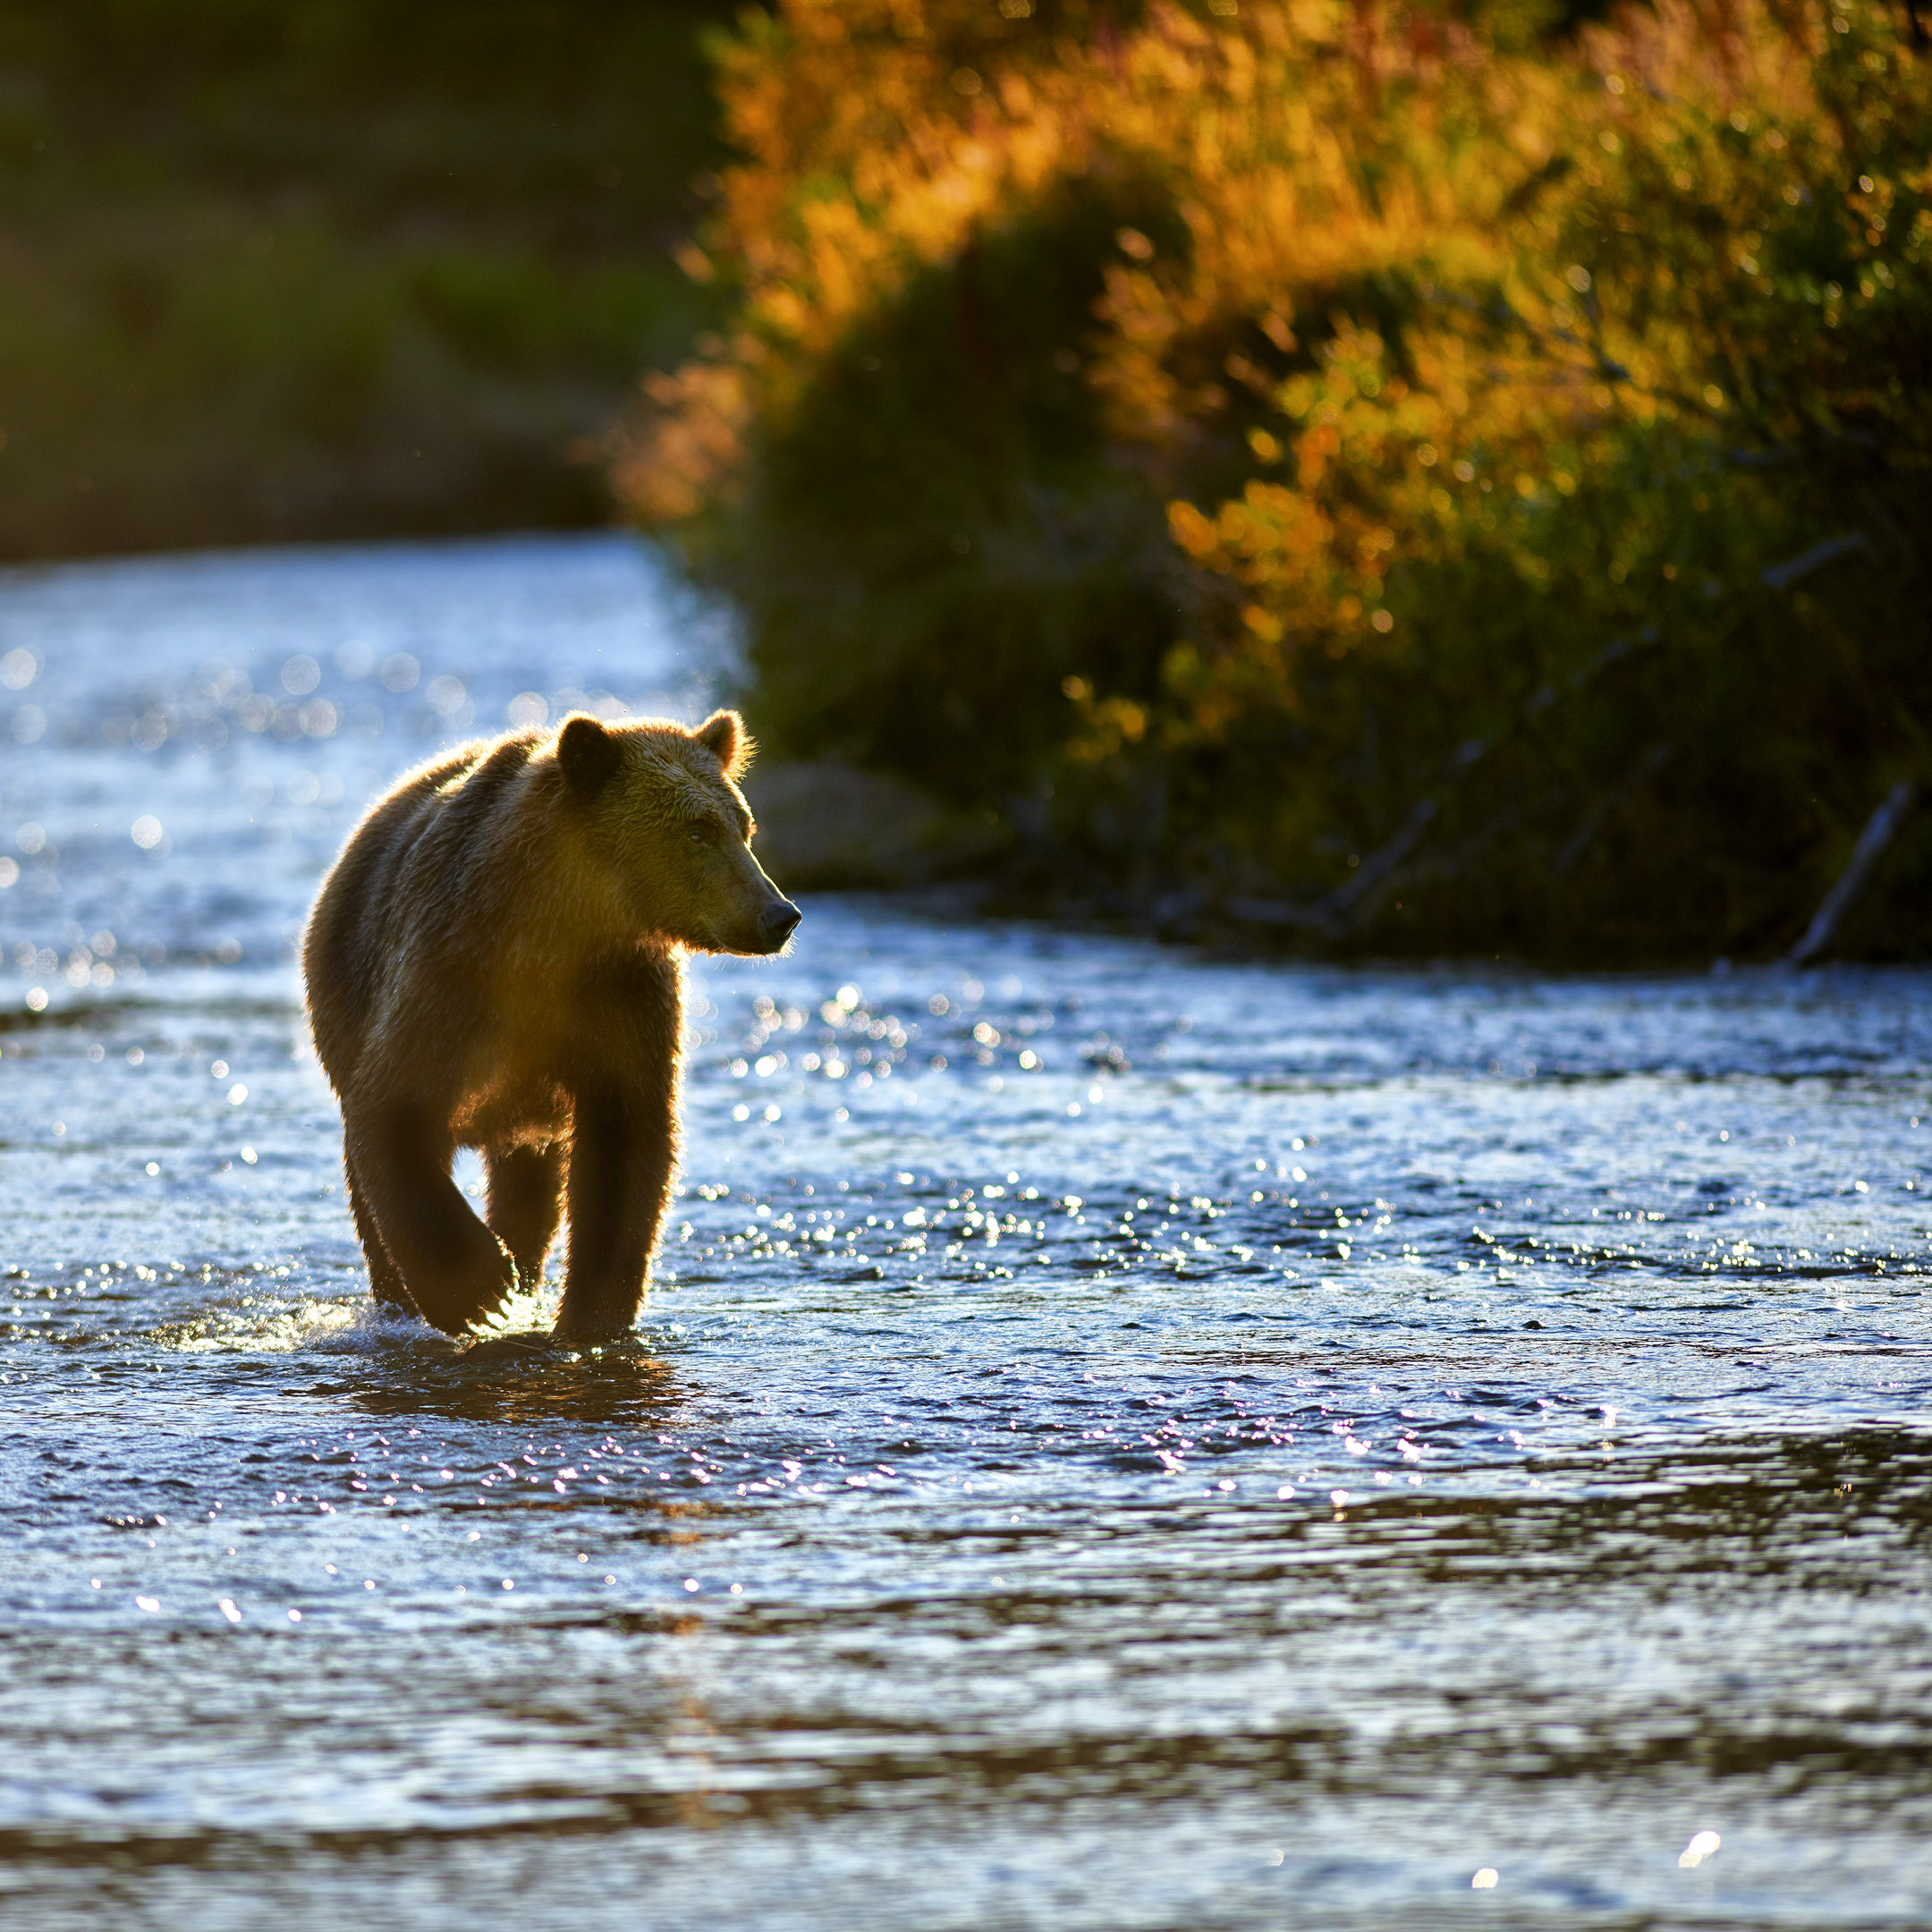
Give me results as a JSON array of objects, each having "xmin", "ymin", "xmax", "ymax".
[{"xmin": 759, "ymin": 899, "xmax": 801, "ymax": 951}]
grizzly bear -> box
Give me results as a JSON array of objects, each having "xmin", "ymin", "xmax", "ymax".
[{"xmin": 302, "ymin": 709, "xmax": 799, "ymax": 1340}]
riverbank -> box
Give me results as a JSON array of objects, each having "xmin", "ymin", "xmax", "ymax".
[{"xmin": 741, "ymin": 756, "xmax": 1927, "ymax": 971}]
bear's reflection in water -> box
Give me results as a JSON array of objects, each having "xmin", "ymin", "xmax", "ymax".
[{"xmin": 341, "ymin": 1329, "xmax": 691, "ymax": 1433}]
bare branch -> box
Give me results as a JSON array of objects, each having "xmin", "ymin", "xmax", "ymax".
[
  {"xmin": 1787, "ymin": 781, "xmax": 1917, "ymax": 966},
  {"xmin": 1761, "ymin": 531, "xmax": 1870, "ymax": 591}
]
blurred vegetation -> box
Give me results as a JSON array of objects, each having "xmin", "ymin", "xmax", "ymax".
[
  {"xmin": 617, "ymin": 0, "xmax": 1932, "ymax": 962},
  {"xmin": 0, "ymin": 0, "xmax": 729, "ymax": 558}
]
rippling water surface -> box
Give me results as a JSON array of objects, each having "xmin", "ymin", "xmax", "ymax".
[{"xmin": 2, "ymin": 537, "xmax": 1928, "ymax": 1930}]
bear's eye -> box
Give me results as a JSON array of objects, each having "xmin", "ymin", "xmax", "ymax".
[{"xmin": 687, "ymin": 824, "xmax": 711, "ymax": 845}]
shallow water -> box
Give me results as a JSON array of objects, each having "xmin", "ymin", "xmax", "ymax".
[{"xmin": 2, "ymin": 536, "xmax": 1928, "ymax": 1931}]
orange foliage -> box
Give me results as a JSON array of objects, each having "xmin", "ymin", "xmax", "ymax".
[{"xmin": 614, "ymin": 0, "xmax": 1932, "ymax": 957}]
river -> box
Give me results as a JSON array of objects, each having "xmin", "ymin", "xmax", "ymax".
[{"xmin": 1, "ymin": 535, "xmax": 1928, "ymax": 1930}]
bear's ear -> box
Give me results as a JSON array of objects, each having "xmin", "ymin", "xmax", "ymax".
[
  {"xmin": 557, "ymin": 714, "xmax": 623, "ymax": 798},
  {"xmin": 695, "ymin": 708, "xmax": 750, "ymax": 779}
]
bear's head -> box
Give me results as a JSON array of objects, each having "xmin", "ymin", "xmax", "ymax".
[{"xmin": 553, "ymin": 708, "xmax": 801, "ymax": 956}]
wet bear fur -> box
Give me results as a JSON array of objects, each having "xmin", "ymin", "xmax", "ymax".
[{"xmin": 303, "ymin": 709, "xmax": 799, "ymax": 1340}]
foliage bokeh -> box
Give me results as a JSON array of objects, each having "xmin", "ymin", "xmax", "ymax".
[
  {"xmin": 0, "ymin": 0, "xmax": 729, "ymax": 558},
  {"xmin": 617, "ymin": 0, "xmax": 1932, "ymax": 961}
]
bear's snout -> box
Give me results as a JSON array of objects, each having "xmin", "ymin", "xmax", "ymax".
[{"xmin": 758, "ymin": 898, "xmax": 802, "ymax": 953}]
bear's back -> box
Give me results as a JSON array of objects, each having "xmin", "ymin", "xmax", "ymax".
[{"xmin": 304, "ymin": 733, "xmax": 548, "ymax": 1080}]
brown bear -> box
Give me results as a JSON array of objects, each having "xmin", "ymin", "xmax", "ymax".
[{"xmin": 302, "ymin": 709, "xmax": 798, "ymax": 1341}]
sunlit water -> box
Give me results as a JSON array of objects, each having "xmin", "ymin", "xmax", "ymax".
[{"xmin": 2, "ymin": 536, "xmax": 1928, "ymax": 1931}]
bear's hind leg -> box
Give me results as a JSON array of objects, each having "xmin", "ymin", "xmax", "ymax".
[
  {"xmin": 344, "ymin": 1103, "xmax": 517, "ymax": 1335},
  {"xmin": 486, "ymin": 1141, "xmax": 565, "ymax": 1295},
  {"xmin": 345, "ymin": 1151, "xmax": 416, "ymax": 1317}
]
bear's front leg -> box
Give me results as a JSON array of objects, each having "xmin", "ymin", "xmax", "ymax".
[
  {"xmin": 345, "ymin": 1102, "xmax": 519, "ymax": 1335},
  {"xmin": 344, "ymin": 1150, "xmax": 414, "ymax": 1313},
  {"xmin": 553, "ymin": 1083, "xmax": 676, "ymax": 1341}
]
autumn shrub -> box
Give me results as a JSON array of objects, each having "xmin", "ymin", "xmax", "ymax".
[{"xmin": 617, "ymin": 0, "xmax": 1932, "ymax": 960}]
